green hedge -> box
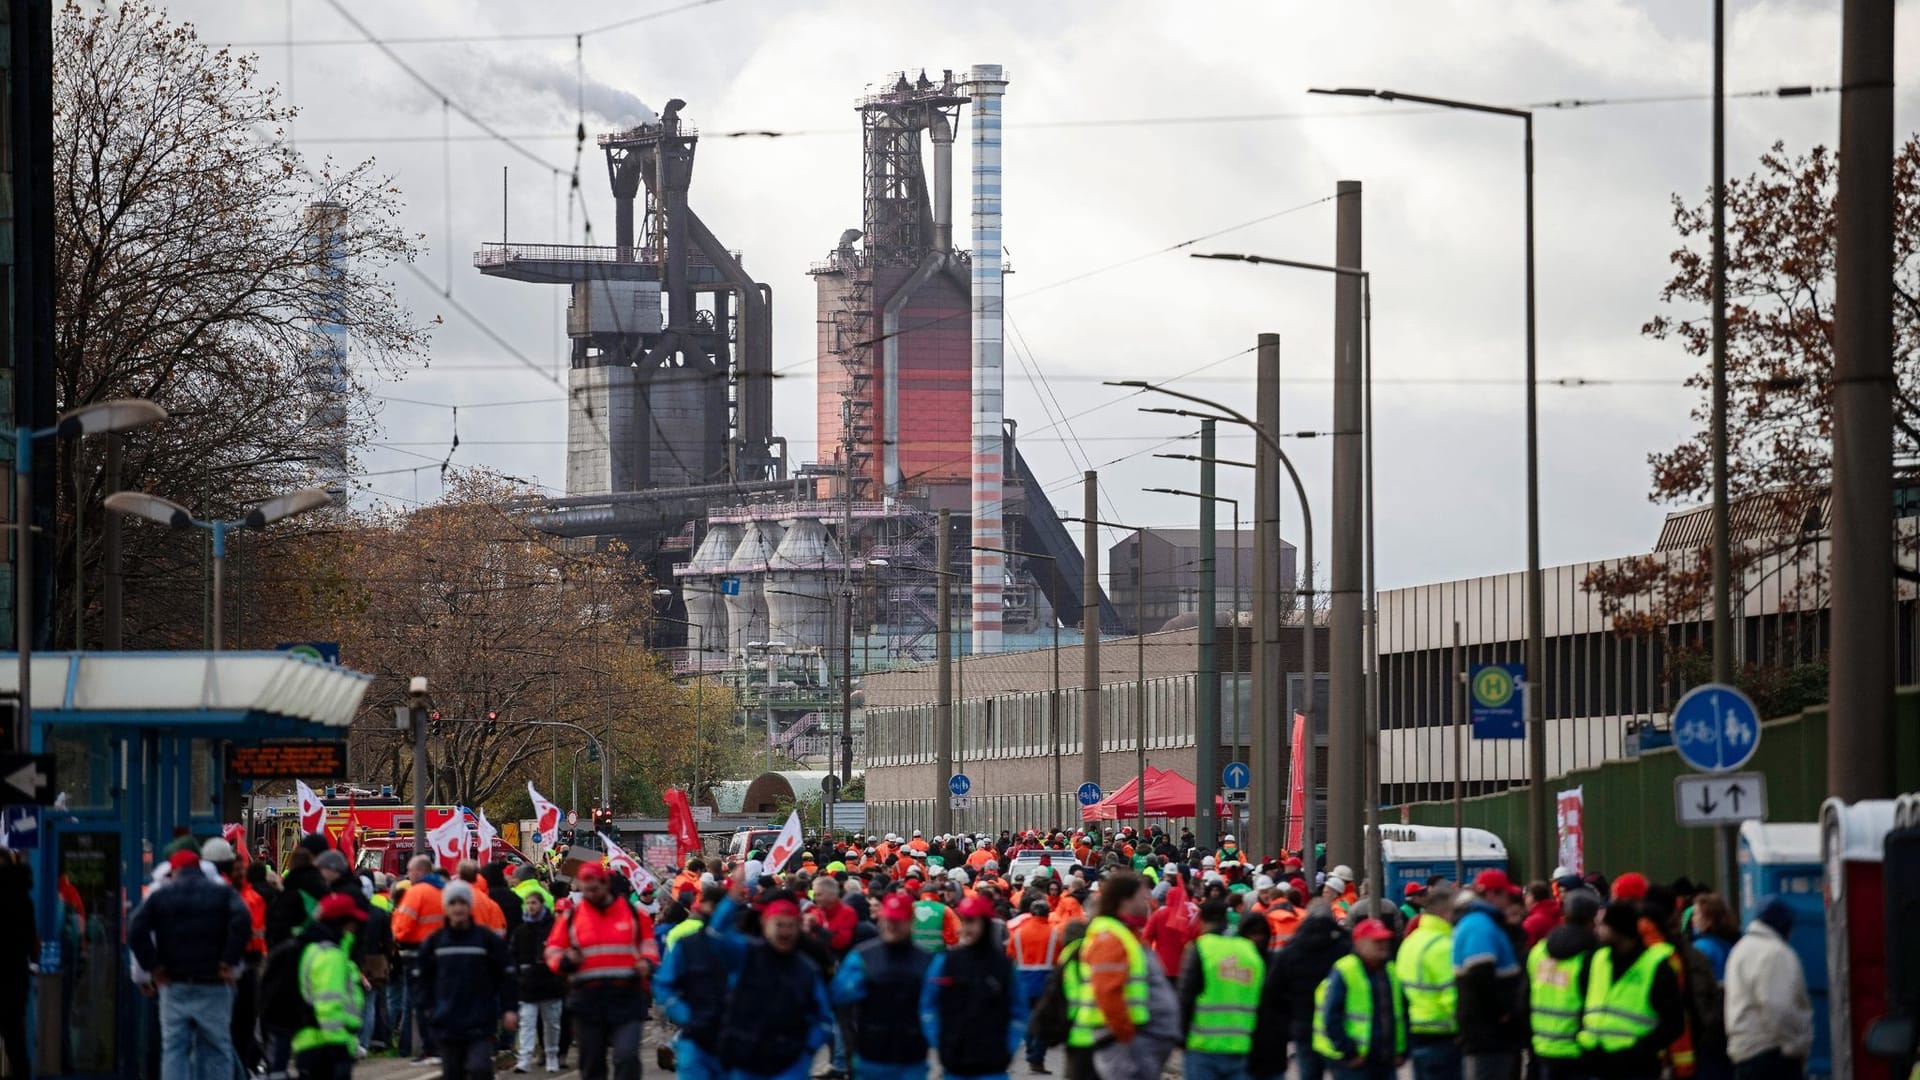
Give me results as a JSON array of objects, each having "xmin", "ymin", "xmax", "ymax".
[{"xmin": 1401, "ymin": 689, "xmax": 1920, "ymax": 882}]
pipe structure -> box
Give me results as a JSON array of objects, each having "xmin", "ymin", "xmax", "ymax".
[
  {"xmin": 931, "ymin": 111, "xmax": 955, "ymax": 253},
  {"xmin": 967, "ymin": 63, "xmax": 1009, "ymax": 654},
  {"xmin": 934, "ymin": 509, "xmax": 955, "ymax": 834}
]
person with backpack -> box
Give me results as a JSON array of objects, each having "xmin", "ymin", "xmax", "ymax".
[
  {"xmin": 417, "ymin": 880, "xmax": 518, "ymax": 1080},
  {"xmin": 920, "ymin": 894, "xmax": 1028, "ymax": 1080},
  {"xmin": 292, "ymin": 893, "xmax": 368, "ymax": 1080}
]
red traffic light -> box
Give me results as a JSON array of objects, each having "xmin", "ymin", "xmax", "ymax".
[{"xmin": 486, "ymin": 710, "xmax": 498, "ymax": 722}]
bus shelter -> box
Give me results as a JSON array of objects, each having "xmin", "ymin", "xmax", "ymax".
[{"xmin": 0, "ymin": 650, "xmax": 371, "ymax": 1079}]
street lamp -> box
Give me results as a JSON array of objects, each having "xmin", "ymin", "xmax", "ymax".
[
  {"xmin": 105, "ymin": 486, "xmax": 333, "ymax": 651},
  {"xmin": 971, "ymin": 543, "xmax": 1063, "ymax": 828},
  {"xmin": 1107, "ymin": 381, "xmax": 1319, "ymax": 867},
  {"xmin": 1306, "ymin": 84, "xmax": 1549, "ymax": 880},
  {"xmin": 12, "ymin": 399, "xmax": 167, "ymax": 751},
  {"xmin": 1060, "ymin": 514, "xmax": 1155, "ymax": 837},
  {"xmin": 1187, "ymin": 249, "xmax": 1384, "ymax": 895}
]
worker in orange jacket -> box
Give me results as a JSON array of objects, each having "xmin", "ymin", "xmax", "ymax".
[{"xmin": 1007, "ymin": 899, "xmax": 1061, "ymax": 1071}]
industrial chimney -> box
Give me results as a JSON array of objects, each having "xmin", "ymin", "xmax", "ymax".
[{"xmin": 967, "ymin": 64, "xmax": 1008, "ymax": 654}]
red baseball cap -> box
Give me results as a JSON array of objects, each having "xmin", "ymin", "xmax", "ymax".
[
  {"xmin": 1611, "ymin": 872, "xmax": 1649, "ymax": 902},
  {"xmin": 1351, "ymin": 918, "xmax": 1394, "ymax": 942},
  {"xmin": 1404, "ymin": 881, "xmax": 1428, "ymax": 897},
  {"xmin": 761, "ymin": 898, "xmax": 800, "ymax": 919},
  {"xmin": 1473, "ymin": 869, "xmax": 1519, "ymax": 896},
  {"xmin": 957, "ymin": 895, "xmax": 995, "ymax": 920},
  {"xmin": 878, "ymin": 893, "xmax": 915, "ymax": 922},
  {"xmin": 316, "ymin": 893, "xmax": 367, "ymax": 923},
  {"xmin": 167, "ymin": 850, "xmax": 200, "ymax": 873},
  {"xmin": 575, "ymin": 861, "xmax": 609, "ymax": 882}
]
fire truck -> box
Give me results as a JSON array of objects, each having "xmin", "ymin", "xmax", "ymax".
[{"xmin": 262, "ymin": 799, "xmax": 532, "ymax": 875}]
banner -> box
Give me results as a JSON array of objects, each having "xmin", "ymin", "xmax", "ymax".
[
  {"xmin": 662, "ymin": 788, "xmax": 701, "ymax": 859},
  {"xmin": 528, "ymin": 782, "xmax": 562, "ymax": 838},
  {"xmin": 1556, "ymin": 786, "xmax": 1585, "ymax": 877},
  {"xmin": 338, "ymin": 795, "xmax": 358, "ymax": 867},
  {"xmin": 599, "ymin": 831, "xmax": 650, "ymax": 889},
  {"xmin": 425, "ymin": 813, "xmax": 468, "ymax": 873},
  {"xmin": 1285, "ymin": 712, "xmax": 1307, "ymax": 855},
  {"xmin": 765, "ymin": 809, "xmax": 804, "ymax": 873},
  {"xmin": 474, "ymin": 808, "xmax": 498, "ymax": 864},
  {"xmin": 296, "ymin": 779, "xmax": 326, "ymax": 836}
]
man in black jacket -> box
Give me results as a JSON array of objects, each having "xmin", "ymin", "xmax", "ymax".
[
  {"xmin": 129, "ymin": 848, "xmax": 252, "ymax": 1080},
  {"xmin": 513, "ymin": 890, "xmax": 566, "ymax": 1073},
  {"xmin": 417, "ymin": 880, "xmax": 517, "ymax": 1080},
  {"xmin": 1251, "ymin": 904, "xmax": 1350, "ymax": 1080}
]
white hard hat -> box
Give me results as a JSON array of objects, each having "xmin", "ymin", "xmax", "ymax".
[
  {"xmin": 1332, "ymin": 865, "xmax": 1355, "ymax": 881},
  {"xmin": 1201, "ymin": 855, "xmax": 1217, "ymax": 868},
  {"xmin": 949, "ymin": 869, "xmax": 969, "ymax": 885},
  {"xmin": 1222, "ymin": 834, "xmax": 1236, "ymax": 842},
  {"xmin": 1254, "ymin": 875, "xmax": 1276, "ymax": 890}
]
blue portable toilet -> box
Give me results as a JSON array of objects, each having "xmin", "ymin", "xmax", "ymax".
[
  {"xmin": 1737, "ymin": 821, "xmax": 1829, "ymax": 1080},
  {"xmin": 1369, "ymin": 824, "xmax": 1508, "ymax": 895}
]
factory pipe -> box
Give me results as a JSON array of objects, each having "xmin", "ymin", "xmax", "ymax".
[
  {"xmin": 968, "ymin": 63, "xmax": 1009, "ymax": 655},
  {"xmin": 931, "ymin": 111, "xmax": 955, "ymax": 253}
]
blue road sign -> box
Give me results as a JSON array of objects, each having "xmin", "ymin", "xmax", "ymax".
[
  {"xmin": 1672, "ymin": 683, "xmax": 1762, "ymax": 773},
  {"xmin": 1077, "ymin": 782, "xmax": 1104, "ymax": 807},
  {"xmin": 531, "ymin": 830, "xmax": 544, "ymax": 846},
  {"xmin": 721, "ymin": 577, "xmax": 742, "ymax": 597},
  {"xmin": 948, "ymin": 773, "xmax": 972, "ymax": 797},
  {"xmin": 1222, "ymin": 762, "xmax": 1250, "ymax": 790},
  {"xmin": 1, "ymin": 806, "xmax": 37, "ymax": 850},
  {"xmin": 1470, "ymin": 663, "xmax": 1527, "ymax": 739}
]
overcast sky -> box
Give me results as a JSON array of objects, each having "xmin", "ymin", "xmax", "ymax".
[{"xmin": 173, "ymin": 0, "xmax": 1920, "ymax": 592}]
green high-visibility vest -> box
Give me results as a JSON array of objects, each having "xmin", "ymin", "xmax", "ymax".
[
  {"xmin": 1065, "ymin": 916, "xmax": 1150, "ymax": 1048},
  {"xmin": 665, "ymin": 916, "xmax": 705, "ymax": 950},
  {"xmin": 1576, "ymin": 943, "xmax": 1673, "ymax": 1053},
  {"xmin": 1311, "ymin": 953, "xmax": 1407, "ymax": 1061},
  {"xmin": 1186, "ymin": 933, "xmax": 1264, "ymax": 1054},
  {"xmin": 911, "ymin": 900, "xmax": 949, "ymax": 952},
  {"xmin": 1528, "ymin": 939, "xmax": 1589, "ymax": 1059},
  {"xmin": 1395, "ymin": 920, "xmax": 1456, "ymax": 1036}
]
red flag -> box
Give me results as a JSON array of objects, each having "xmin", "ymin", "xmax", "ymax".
[
  {"xmin": 663, "ymin": 788, "xmax": 700, "ymax": 859},
  {"xmin": 1286, "ymin": 712, "xmax": 1308, "ymax": 854},
  {"xmin": 337, "ymin": 794, "xmax": 358, "ymax": 867}
]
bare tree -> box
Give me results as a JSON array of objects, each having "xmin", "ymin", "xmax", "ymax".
[{"xmin": 52, "ymin": 0, "xmax": 429, "ymax": 647}]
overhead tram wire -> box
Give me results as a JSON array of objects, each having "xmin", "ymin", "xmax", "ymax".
[{"xmin": 234, "ymin": 0, "xmax": 726, "ymax": 47}]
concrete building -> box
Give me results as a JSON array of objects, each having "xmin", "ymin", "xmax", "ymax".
[
  {"xmin": 1109, "ymin": 528, "xmax": 1279, "ymax": 633},
  {"xmin": 861, "ymin": 623, "xmax": 1329, "ymax": 837}
]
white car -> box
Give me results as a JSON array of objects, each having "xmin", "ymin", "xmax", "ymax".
[{"xmin": 1004, "ymin": 851, "xmax": 1083, "ymax": 883}]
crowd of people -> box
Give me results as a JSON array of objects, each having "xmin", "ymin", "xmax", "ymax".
[{"xmin": 118, "ymin": 822, "xmax": 1817, "ymax": 1080}]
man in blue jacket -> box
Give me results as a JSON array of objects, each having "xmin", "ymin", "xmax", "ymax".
[
  {"xmin": 692, "ymin": 878, "xmax": 834, "ymax": 1080},
  {"xmin": 919, "ymin": 894, "xmax": 1028, "ymax": 1080},
  {"xmin": 130, "ymin": 848, "xmax": 252, "ymax": 1080},
  {"xmin": 1452, "ymin": 872, "xmax": 1527, "ymax": 1080},
  {"xmin": 829, "ymin": 891, "xmax": 933, "ymax": 1080},
  {"xmin": 416, "ymin": 880, "xmax": 518, "ymax": 1080}
]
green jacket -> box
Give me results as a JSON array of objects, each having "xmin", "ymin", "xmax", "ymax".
[{"xmin": 293, "ymin": 927, "xmax": 363, "ymax": 1053}]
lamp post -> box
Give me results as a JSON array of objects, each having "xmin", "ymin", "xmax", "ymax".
[
  {"xmin": 12, "ymin": 399, "xmax": 167, "ymax": 750},
  {"xmin": 105, "ymin": 485, "xmax": 331, "ymax": 652},
  {"xmin": 447, "ymin": 714, "xmax": 609, "ymax": 812},
  {"xmin": 971, "ymin": 543, "xmax": 1062, "ymax": 827},
  {"xmin": 1107, "ymin": 381, "xmax": 1319, "ymax": 867},
  {"xmin": 1187, "ymin": 250, "xmax": 1384, "ymax": 894},
  {"xmin": 1305, "ymin": 85, "xmax": 1549, "ymax": 879},
  {"xmin": 867, "ymin": 556, "xmax": 959, "ymax": 831},
  {"xmin": 1060, "ymin": 515, "xmax": 1153, "ymax": 836}
]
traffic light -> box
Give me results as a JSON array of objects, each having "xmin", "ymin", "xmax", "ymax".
[{"xmin": 484, "ymin": 710, "xmax": 499, "ymax": 736}]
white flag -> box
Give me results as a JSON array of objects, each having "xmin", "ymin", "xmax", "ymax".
[
  {"xmin": 426, "ymin": 812, "xmax": 467, "ymax": 873},
  {"xmin": 528, "ymin": 782, "xmax": 562, "ymax": 837},
  {"xmin": 475, "ymin": 808, "xmax": 498, "ymax": 863},
  {"xmin": 599, "ymin": 831, "xmax": 643, "ymax": 883},
  {"xmin": 296, "ymin": 780, "xmax": 326, "ymax": 836},
  {"xmin": 765, "ymin": 809, "xmax": 804, "ymax": 874}
]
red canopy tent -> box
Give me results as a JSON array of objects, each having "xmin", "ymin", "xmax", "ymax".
[{"xmin": 1080, "ymin": 766, "xmax": 1226, "ymax": 821}]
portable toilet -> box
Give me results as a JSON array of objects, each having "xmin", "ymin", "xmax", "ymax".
[
  {"xmin": 1739, "ymin": 822, "xmax": 1830, "ymax": 1079},
  {"xmin": 1821, "ymin": 798, "xmax": 1898, "ymax": 1080},
  {"xmin": 1370, "ymin": 824, "xmax": 1508, "ymax": 895}
]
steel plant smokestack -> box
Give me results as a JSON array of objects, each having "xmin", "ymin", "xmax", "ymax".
[{"xmin": 967, "ymin": 63, "xmax": 1008, "ymax": 654}]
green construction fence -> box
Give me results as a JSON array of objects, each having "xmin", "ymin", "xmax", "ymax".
[{"xmin": 1398, "ymin": 687, "xmax": 1920, "ymax": 883}]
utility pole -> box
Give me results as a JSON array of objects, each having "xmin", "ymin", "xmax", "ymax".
[
  {"xmin": 1829, "ymin": 0, "xmax": 1898, "ymax": 803},
  {"xmin": 1251, "ymin": 335, "xmax": 1282, "ymax": 856},
  {"xmin": 1082, "ymin": 472, "xmax": 1102, "ymax": 788},
  {"xmin": 1328, "ymin": 180, "xmax": 1365, "ymax": 874},
  {"xmin": 103, "ymin": 433, "xmax": 123, "ymax": 649},
  {"xmin": 1195, "ymin": 419, "xmax": 1220, "ymax": 853},
  {"xmin": 934, "ymin": 509, "xmax": 954, "ymax": 834},
  {"xmin": 1708, "ymin": 0, "xmax": 1738, "ymax": 901}
]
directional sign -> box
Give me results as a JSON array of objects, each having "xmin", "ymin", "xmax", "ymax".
[
  {"xmin": 0, "ymin": 754, "xmax": 54, "ymax": 805},
  {"xmin": 1675, "ymin": 772, "xmax": 1767, "ymax": 827},
  {"xmin": 948, "ymin": 773, "xmax": 972, "ymax": 797},
  {"xmin": 949, "ymin": 795, "xmax": 973, "ymax": 811},
  {"xmin": 1470, "ymin": 663, "xmax": 1527, "ymax": 739},
  {"xmin": 1077, "ymin": 782, "xmax": 1104, "ymax": 807},
  {"xmin": 1222, "ymin": 762, "xmax": 1250, "ymax": 790},
  {"xmin": 1672, "ymin": 683, "xmax": 1762, "ymax": 772}
]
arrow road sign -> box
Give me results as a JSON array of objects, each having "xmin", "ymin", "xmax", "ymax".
[
  {"xmin": 949, "ymin": 795, "xmax": 973, "ymax": 811},
  {"xmin": 0, "ymin": 754, "xmax": 54, "ymax": 805},
  {"xmin": 1222, "ymin": 762, "xmax": 1250, "ymax": 790},
  {"xmin": 1674, "ymin": 772, "xmax": 1767, "ymax": 827},
  {"xmin": 1671, "ymin": 682, "xmax": 1762, "ymax": 772},
  {"xmin": 1077, "ymin": 782, "xmax": 1104, "ymax": 807}
]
